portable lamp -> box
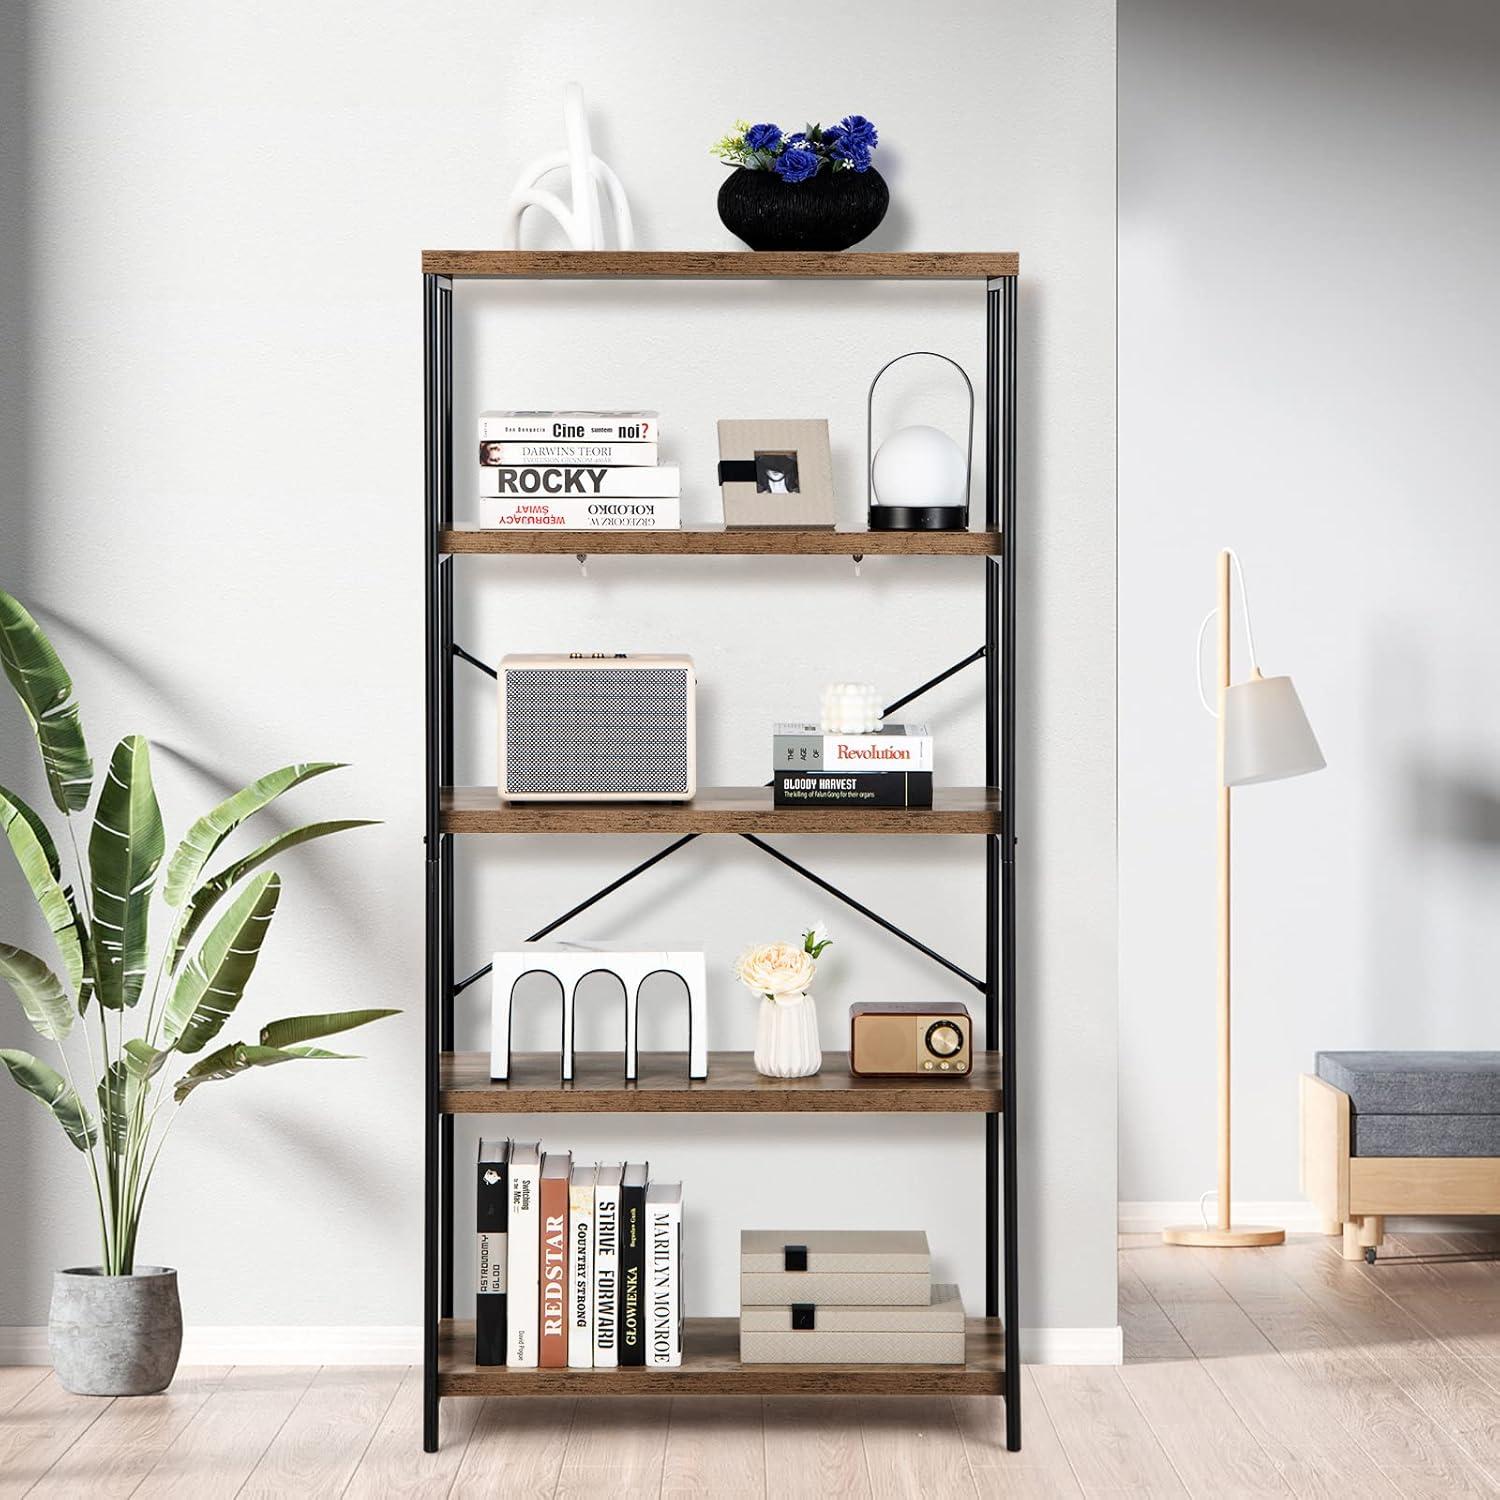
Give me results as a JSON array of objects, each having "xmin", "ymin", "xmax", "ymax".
[
  {"xmin": 1163, "ymin": 549, "xmax": 1325, "ymax": 1250},
  {"xmin": 867, "ymin": 351, "xmax": 973, "ymax": 531}
]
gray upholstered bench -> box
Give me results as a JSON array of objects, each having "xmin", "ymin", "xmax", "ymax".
[{"xmin": 1301, "ymin": 1051, "xmax": 1500, "ymax": 1262}]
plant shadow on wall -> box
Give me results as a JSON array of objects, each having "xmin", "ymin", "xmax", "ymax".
[{"xmin": 0, "ymin": 590, "xmax": 397, "ymax": 1396}]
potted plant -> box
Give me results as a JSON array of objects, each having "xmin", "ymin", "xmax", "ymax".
[
  {"xmin": 734, "ymin": 922, "xmax": 833, "ymax": 1078},
  {"xmin": 712, "ymin": 116, "xmax": 889, "ymax": 251},
  {"xmin": 0, "ymin": 590, "xmax": 395, "ymax": 1396}
]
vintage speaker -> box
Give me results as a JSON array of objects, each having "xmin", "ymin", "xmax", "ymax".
[{"xmin": 498, "ymin": 653, "xmax": 696, "ymax": 801}]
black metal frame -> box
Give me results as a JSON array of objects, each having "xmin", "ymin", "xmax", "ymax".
[{"xmin": 422, "ymin": 269, "xmax": 1019, "ymax": 1453}]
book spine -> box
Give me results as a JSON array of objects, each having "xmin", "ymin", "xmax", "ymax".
[
  {"xmin": 568, "ymin": 1183, "xmax": 594, "ymax": 1368},
  {"xmin": 619, "ymin": 1181, "xmax": 647, "ymax": 1366},
  {"xmin": 475, "ymin": 1160, "xmax": 507, "ymax": 1366},
  {"xmin": 647, "ymin": 1202, "xmax": 682, "ymax": 1368},
  {"xmin": 773, "ymin": 734, "xmax": 935, "ymax": 773},
  {"xmin": 592, "ymin": 1181, "xmax": 620, "ymax": 1367},
  {"xmin": 479, "ymin": 465, "xmax": 680, "ymax": 500},
  {"xmin": 773, "ymin": 771, "xmax": 934, "ymax": 808},
  {"xmin": 477, "ymin": 496, "xmax": 680, "ymax": 530},
  {"xmin": 480, "ymin": 440, "xmax": 658, "ymax": 466},
  {"xmin": 539, "ymin": 1173, "xmax": 570, "ymax": 1368},
  {"xmin": 479, "ymin": 415, "xmax": 657, "ymax": 442},
  {"xmin": 505, "ymin": 1159, "xmax": 540, "ymax": 1367}
]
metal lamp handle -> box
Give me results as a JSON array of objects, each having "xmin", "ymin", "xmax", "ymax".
[{"xmin": 866, "ymin": 350, "xmax": 976, "ymax": 512}]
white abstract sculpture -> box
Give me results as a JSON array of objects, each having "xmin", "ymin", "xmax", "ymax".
[
  {"xmin": 499, "ymin": 83, "xmax": 635, "ymax": 251},
  {"xmin": 491, "ymin": 946, "xmax": 707, "ymax": 1082}
]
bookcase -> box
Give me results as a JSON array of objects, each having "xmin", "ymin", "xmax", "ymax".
[{"xmin": 421, "ymin": 250, "xmax": 1020, "ymax": 1451}]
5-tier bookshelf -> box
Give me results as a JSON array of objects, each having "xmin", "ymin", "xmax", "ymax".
[{"xmin": 421, "ymin": 249, "xmax": 1020, "ymax": 1451}]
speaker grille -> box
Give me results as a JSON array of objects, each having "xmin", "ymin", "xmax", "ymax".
[{"xmin": 505, "ymin": 668, "xmax": 690, "ymax": 795}]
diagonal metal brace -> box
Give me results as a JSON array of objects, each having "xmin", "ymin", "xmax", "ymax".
[
  {"xmin": 738, "ymin": 833, "xmax": 985, "ymax": 993},
  {"xmin": 881, "ymin": 646, "xmax": 985, "ymax": 719},
  {"xmin": 454, "ymin": 643, "xmax": 497, "ymax": 679}
]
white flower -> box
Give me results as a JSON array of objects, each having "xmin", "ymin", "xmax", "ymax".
[
  {"xmin": 807, "ymin": 919, "xmax": 831, "ymax": 952},
  {"xmin": 734, "ymin": 940, "xmax": 816, "ymax": 1002}
]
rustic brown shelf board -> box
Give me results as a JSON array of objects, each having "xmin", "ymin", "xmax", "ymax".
[
  {"xmin": 422, "ymin": 250, "xmax": 1018, "ymax": 281},
  {"xmin": 441, "ymin": 1050, "xmax": 1002, "ymax": 1115},
  {"xmin": 441, "ymin": 786, "xmax": 1001, "ymax": 836},
  {"xmin": 442, "ymin": 524, "xmax": 1001, "ymax": 557},
  {"xmin": 438, "ymin": 1315, "xmax": 1004, "ymax": 1395}
]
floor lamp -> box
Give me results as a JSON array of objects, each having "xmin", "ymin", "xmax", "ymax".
[{"xmin": 1163, "ymin": 549, "xmax": 1325, "ymax": 1249}]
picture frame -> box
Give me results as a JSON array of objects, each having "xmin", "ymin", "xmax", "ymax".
[{"xmin": 716, "ymin": 418, "xmax": 836, "ymax": 528}]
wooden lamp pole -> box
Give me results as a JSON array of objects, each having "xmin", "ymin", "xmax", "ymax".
[{"xmin": 1163, "ymin": 551, "xmax": 1285, "ymax": 1249}]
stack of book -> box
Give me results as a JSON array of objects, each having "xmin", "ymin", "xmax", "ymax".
[
  {"xmin": 739, "ymin": 1229, "xmax": 964, "ymax": 1364},
  {"xmin": 771, "ymin": 722, "xmax": 935, "ymax": 808},
  {"xmin": 477, "ymin": 1141, "xmax": 682, "ymax": 1369},
  {"xmin": 477, "ymin": 410, "xmax": 680, "ymax": 530}
]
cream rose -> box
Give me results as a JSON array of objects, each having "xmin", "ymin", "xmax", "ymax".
[{"xmin": 734, "ymin": 940, "xmax": 816, "ymax": 1002}]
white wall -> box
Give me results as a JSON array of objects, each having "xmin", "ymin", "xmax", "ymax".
[
  {"xmin": 0, "ymin": 1, "xmax": 1116, "ymax": 1346},
  {"xmin": 1120, "ymin": 0, "xmax": 1500, "ymax": 1214}
]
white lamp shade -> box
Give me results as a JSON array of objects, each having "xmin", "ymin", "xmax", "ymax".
[
  {"xmin": 871, "ymin": 425, "xmax": 967, "ymax": 508},
  {"xmin": 1223, "ymin": 674, "xmax": 1325, "ymax": 787}
]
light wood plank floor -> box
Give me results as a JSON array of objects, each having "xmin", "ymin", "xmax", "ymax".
[{"xmin": 8, "ymin": 1233, "xmax": 1500, "ymax": 1496}]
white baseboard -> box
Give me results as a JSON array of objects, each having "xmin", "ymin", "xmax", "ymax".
[
  {"xmin": 1119, "ymin": 1201, "xmax": 1500, "ymax": 1236},
  {"xmin": 0, "ymin": 1323, "xmax": 1122, "ymax": 1367}
]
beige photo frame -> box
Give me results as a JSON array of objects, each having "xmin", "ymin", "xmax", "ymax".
[{"xmin": 716, "ymin": 418, "xmax": 836, "ymax": 528}]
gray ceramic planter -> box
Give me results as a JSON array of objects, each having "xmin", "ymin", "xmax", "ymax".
[{"xmin": 49, "ymin": 1266, "xmax": 182, "ymax": 1395}]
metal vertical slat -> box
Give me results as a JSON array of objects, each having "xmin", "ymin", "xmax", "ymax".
[
  {"xmin": 999, "ymin": 274, "xmax": 1022, "ymax": 1453},
  {"xmin": 438, "ymin": 278, "xmax": 456, "ymax": 1325},
  {"xmin": 421, "ymin": 272, "xmax": 446, "ymax": 1453},
  {"xmin": 984, "ymin": 285, "xmax": 1002, "ymax": 1344}
]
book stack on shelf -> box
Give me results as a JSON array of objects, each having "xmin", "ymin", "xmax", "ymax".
[
  {"xmin": 477, "ymin": 1141, "xmax": 682, "ymax": 1370},
  {"xmin": 740, "ymin": 1229, "xmax": 965, "ymax": 1364},
  {"xmin": 772, "ymin": 722, "xmax": 935, "ymax": 808},
  {"xmin": 478, "ymin": 410, "xmax": 680, "ymax": 530}
]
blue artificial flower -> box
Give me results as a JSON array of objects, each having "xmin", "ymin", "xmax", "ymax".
[
  {"xmin": 745, "ymin": 122, "xmax": 783, "ymax": 151},
  {"xmin": 784, "ymin": 131, "xmax": 808, "ymax": 147},
  {"xmin": 836, "ymin": 114, "xmax": 878, "ymax": 149},
  {"xmin": 773, "ymin": 146, "xmax": 822, "ymax": 183}
]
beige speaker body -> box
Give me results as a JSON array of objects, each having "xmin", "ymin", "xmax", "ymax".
[{"xmin": 498, "ymin": 653, "xmax": 696, "ymax": 801}]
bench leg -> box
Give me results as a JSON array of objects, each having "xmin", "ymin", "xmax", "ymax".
[{"xmin": 1342, "ymin": 1216, "xmax": 1385, "ymax": 1262}]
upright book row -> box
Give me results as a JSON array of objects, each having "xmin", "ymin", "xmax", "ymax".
[{"xmin": 477, "ymin": 1141, "xmax": 682, "ymax": 1369}]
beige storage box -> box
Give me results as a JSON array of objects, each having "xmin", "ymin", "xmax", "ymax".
[
  {"xmin": 740, "ymin": 1283, "xmax": 965, "ymax": 1364},
  {"xmin": 740, "ymin": 1229, "xmax": 931, "ymax": 1307}
]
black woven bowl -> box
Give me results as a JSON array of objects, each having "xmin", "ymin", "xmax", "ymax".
[{"xmin": 717, "ymin": 166, "xmax": 889, "ymax": 252}]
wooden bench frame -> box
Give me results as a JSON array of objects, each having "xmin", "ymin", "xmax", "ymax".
[{"xmin": 1300, "ymin": 1073, "xmax": 1500, "ymax": 1260}]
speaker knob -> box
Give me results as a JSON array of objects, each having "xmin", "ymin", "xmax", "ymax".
[{"xmin": 925, "ymin": 1021, "xmax": 964, "ymax": 1058}]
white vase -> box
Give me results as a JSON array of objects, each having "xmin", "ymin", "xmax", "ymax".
[{"xmin": 754, "ymin": 993, "xmax": 822, "ymax": 1078}]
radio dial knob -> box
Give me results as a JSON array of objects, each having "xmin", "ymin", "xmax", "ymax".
[{"xmin": 925, "ymin": 1021, "xmax": 964, "ymax": 1058}]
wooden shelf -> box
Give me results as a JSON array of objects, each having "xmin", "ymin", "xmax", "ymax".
[
  {"xmin": 440, "ymin": 1050, "xmax": 1002, "ymax": 1115},
  {"xmin": 438, "ymin": 1315, "xmax": 1004, "ymax": 1395},
  {"xmin": 441, "ymin": 786, "xmax": 1001, "ymax": 836},
  {"xmin": 422, "ymin": 250, "xmax": 1018, "ymax": 281},
  {"xmin": 442, "ymin": 524, "xmax": 1001, "ymax": 557}
]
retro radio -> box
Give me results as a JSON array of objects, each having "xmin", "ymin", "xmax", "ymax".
[
  {"xmin": 849, "ymin": 1002, "xmax": 972, "ymax": 1077},
  {"xmin": 498, "ymin": 653, "xmax": 696, "ymax": 801}
]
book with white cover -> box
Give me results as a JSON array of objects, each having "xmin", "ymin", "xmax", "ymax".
[
  {"xmin": 480, "ymin": 439, "xmax": 658, "ymax": 466},
  {"xmin": 505, "ymin": 1141, "xmax": 542, "ymax": 1367},
  {"xmin": 646, "ymin": 1182, "xmax": 682, "ymax": 1368},
  {"xmin": 591, "ymin": 1163, "xmax": 624, "ymax": 1368},
  {"xmin": 479, "ymin": 464, "xmax": 680, "ymax": 499},
  {"xmin": 772, "ymin": 722, "xmax": 934, "ymax": 774},
  {"xmin": 568, "ymin": 1164, "xmax": 597, "ymax": 1369},
  {"xmin": 477, "ymin": 496, "xmax": 680, "ymax": 531},
  {"xmin": 479, "ymin": 410, "xmax": 657, "ymax": 442}
]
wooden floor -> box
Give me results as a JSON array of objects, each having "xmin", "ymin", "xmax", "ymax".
[{"xmin": 9, "ymin": 1233, "xmax": 1500, "ymax": 1496}]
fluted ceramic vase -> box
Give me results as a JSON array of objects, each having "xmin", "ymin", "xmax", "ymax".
[{"xmin": 754, "ymin": 993, "xmax": 822, "ymax": 1078}]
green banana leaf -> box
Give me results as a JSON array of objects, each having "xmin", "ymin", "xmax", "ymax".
[
  {"xmin": 0, "ymin": 592, "xmax": 92, "ymax": 815},
  {"xmin": 161, "ymin": 871, "xmax": 280, "ymax": 1054},
  {"xmin": 0, "ymin": 943, "xmax": 74, "ymax": 1042},
  {"xmin": 174, "ymin": 1041, "xmax": 353, "ymax": 1103},
  {"xmin": 124, "ymin": 1038, "xmax": 167, "ymax": 1078},
  {"xmin": 162, "ymin": 762, "xmax": 344, "ymax": 908},
  {"xmin": 98, "ymin": 1058, "xmax": 139, "ymax": 1156},
  {"xmin": 0, "ymin": 1047, "xmax": 96, "ymax": 1149},
  {"xmin": 89, "ymin": 736, "xmax": 164, "ymax": 1009},
  {"xmin": 0, "ymin": 786, "xmax": 85, "ymax": 998},
  {"xmin": 258, "ymin": 1007, "xmax": 398, "ymax": 1047},
  {"xmin": 168, "ymin": 818, "xmax": 375, "ymax": 972}
]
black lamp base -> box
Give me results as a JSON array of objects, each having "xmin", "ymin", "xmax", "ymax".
[{"xmin": 867, "ymin": 505, "xmax": 969, "ymax": 532}]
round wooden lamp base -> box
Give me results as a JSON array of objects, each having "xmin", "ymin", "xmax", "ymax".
[{"xmin": 1161, "ymin": 1224, "xmax": 1285, "ymax": 1248}]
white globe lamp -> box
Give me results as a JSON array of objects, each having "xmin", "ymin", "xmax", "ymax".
[{"xmin": 867, "ymin": 352, "xmax": 974, "ymax": 531}]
